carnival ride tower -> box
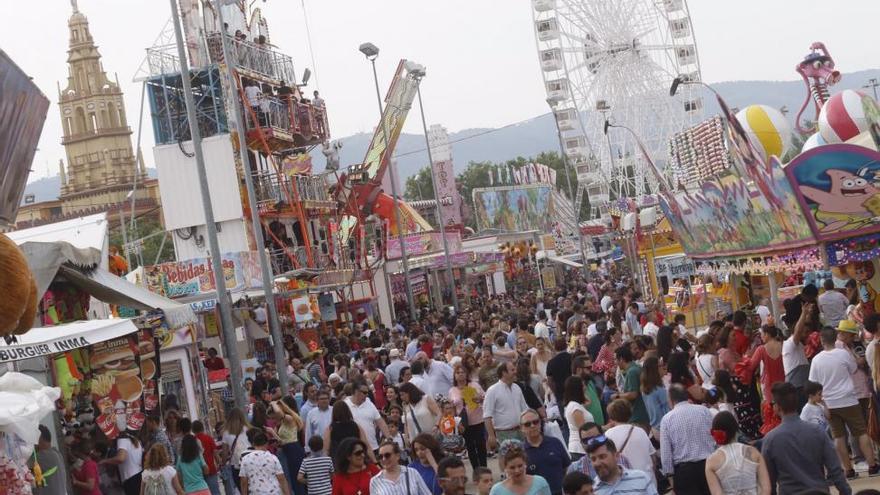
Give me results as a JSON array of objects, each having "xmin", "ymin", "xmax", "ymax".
[
  {"xmin": 137, "ymin": 1, "xmax": 334, "ymax": 277},
  {"xmin": 531, "ymin": 0, "xmax": 703, "ymax": 222}
]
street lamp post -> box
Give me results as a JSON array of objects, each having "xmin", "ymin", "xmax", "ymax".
[
  {"xmin": 546, "ymin": 99, "xmax": 589, "ymax": 276},
  {"xmin": 359, "ymin": 42, "xmax": 417, "ymax": 321},
  {"xmin": 409, "ymin": 64, "xmax": 459, "ymax": 313}
]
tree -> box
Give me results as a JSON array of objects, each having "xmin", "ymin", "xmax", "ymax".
[
  {"xmin": 109, "ymin": 215, "xmax": 175, "ymax": 270},
  {"xmin": 404, "ymin": 166, "xmax": 434, "ymax": 201}
]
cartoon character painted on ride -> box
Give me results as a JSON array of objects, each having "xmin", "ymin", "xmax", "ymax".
[
  {"xmin": 799, "ymin": 168, "xmax": 880, "ymax": 233},
  {"xmin": 846, "ymin": 260, "xmax": 880, "ymax": 315},
  {"xmin": 795, "ymin": 42, "xmax": 841, "ymax": 134}
]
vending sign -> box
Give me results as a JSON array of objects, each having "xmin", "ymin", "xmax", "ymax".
[{"xmin": 145, "ymin": 251, "xmax": 262, "ymax": 298}]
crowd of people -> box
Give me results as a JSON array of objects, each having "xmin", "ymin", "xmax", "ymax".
[{"xmin": 46, "ymin": 266, "xmax": 880, "ymax": 495}]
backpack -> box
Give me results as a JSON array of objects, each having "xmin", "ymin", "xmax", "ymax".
[{"xmin": 143, "ymin": 472, "xmax": 174, "ymax": 495}]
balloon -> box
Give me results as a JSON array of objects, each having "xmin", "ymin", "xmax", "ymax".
[
  {"xmin": 801, "ymin": 132, "xmax": 827, "ymax": 152},
  {"xmin": 818, "ymin": 89, "xmax": 874, "ymax": 143},
  {"xmin": 735, "ymin": 104, "xmax": 793, "ymax": 160}
]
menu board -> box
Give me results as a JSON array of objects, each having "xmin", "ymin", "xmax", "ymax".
[{"xmin": 89, "ymin": 335, "xmax": 144, "ymax": 438}]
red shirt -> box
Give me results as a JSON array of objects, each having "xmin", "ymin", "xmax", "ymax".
[
  {"xmin": 195, "ymin": 432, "xmax": 219, "ymax": 474},
  {"xmin": 204, "ymin": 357, "xmax": 226, "ymax": 371},
  {"xmin": 73, "ymin": 458, "xmax": 101, "ymax": 495},
  {"xmin": 732, "ymin": 328, "xmax": 750, "ymax": 355},
  {"xmin": 331, "ymin": 464, "xmax": 380, "ymax": 495}
]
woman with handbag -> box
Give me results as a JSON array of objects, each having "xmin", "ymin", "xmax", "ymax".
[
  {"xmin": 370, "ymin": 439, "xmax": 432, "ymax": 495},
  {"xmin": 447, "ymin": 364, "xmax": 488, "ymax": 469},
  {"xmin": 219, "ymin": 408, "xmax": 250, "ymax": 495},
  {"xmin": 399, "ymin": 382, "xmax": 440, "ymax": 441}
]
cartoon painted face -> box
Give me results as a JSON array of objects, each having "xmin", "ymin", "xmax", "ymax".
[
  {"xmin": 852, "ymin": 260, "xmax": 875, "ymax": 282},
  {"xmin": 801, "ymin": 169, "xmax": 880, "ymax": 214},
  {"xmin": 840, "ymin": 175, "xmax": 871, "ymax": 196}
]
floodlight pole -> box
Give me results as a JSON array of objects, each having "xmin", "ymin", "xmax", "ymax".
[
  {"xmin": 413, "ymin": 76, "xmax": 459, "ymax": 313},
  {"xmin": 215, "ymin": 1, "xmax": 288, "ymax": 396},
  {"xmin": 169, "ymin": 0, "xmax": 245, "ymax": 409},
  {"xmin": 361, "ymin": 44, "xmax": 417, "ymax": 321}
]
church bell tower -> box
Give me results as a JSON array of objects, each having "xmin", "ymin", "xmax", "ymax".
[{"xmin": 58, "ymin": 0, "xmax": 145, "ymax": 215}]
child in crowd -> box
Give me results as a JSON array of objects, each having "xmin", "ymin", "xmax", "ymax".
[
  {"xmin": 473, "ymin": 467, "xmax": 494, "ymax": 495},
  {"xmin": 385, "ymin": 418, "xmax": 409, "ymax": 463},
  {"xmin": 800, "ymin": 380, "xmax": 830, "ymax": 432},
  {"xmin": 297, "ymin": 436, "xmax": 334, "ymax": 495}
]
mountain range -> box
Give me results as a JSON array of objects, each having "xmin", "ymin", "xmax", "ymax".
[{"xmin": 23, "ymin": 69, "xmax": 880, "ymax": 205}]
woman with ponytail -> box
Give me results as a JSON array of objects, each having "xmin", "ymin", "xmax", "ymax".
[{"xmin": 704, "ymin": 411, "xmax": 770, "ymax": 495}]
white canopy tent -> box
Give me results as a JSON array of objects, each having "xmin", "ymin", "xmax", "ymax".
[
  {"xmin": 7, "ymin": 213, "xmax": 195, "ymax": 328},
  {"xmin": 0, "ymin": 318, "xmax": 138, "ymax": 363}
]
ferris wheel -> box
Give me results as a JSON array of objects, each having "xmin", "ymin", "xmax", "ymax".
[{"xmin": 532, "ymin": 0, "xmax": 703, "ymax": 221}]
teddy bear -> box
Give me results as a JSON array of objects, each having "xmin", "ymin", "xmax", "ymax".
[{"xmin": 0, "ymin": 233, "xmax": 38, "ymax": 337}]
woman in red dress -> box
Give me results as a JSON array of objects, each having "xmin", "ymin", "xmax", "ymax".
[
  {"xmin": 331, "ymin": 438, "xmax": 380, "ymax": 495},
  {"xmin": 739, "ymin": 325, "xmax": 785, "ymax": 435}
]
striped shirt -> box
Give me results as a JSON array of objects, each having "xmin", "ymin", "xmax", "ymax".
[
  {"xmin": 658, "ymin": 402, "xmax": 715, "ymax": 475},
  {"xmin": 593, "ymin": 468, "xmax": 657, "ymax": 495},
  {"xmin": 297, "ymin": 455, "xmax": 334, "ymax": 495},
  {"xmin": 369, "ymin": 467, "xmax": 432, "ymax": 495}
]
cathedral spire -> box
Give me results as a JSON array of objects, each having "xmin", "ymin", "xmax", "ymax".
[{"xmin": 57, "ymin": 2, "xmax": 138, "ymax": 215}]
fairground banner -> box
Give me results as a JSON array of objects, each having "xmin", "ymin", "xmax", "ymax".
[
  {"xmin": 472, "ymin": 185, "xmax": 558, "ymax": 233},
  {"xmin": 785, "ymin": 144, "xmax": 880, "ymax": 242},
  {"xmin": 145, "ymin": 251, "xmax": 262, "ymax": 298},
  {"xmin": 387, "ymin": 232, "xmax": 462, "ymax": 259},
  {"xmin": 657, "ymin": 158, "xmax": 814, "ymax": 258}
]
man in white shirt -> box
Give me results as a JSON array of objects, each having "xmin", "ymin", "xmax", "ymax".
[
  {"xmin": 305, "ymin": 389, "xmax": 332, "ymax": 453},
  {"xmin": 783, "ymin": 301, "xmax": 813, "ymax": 398},
  {"xmin": 484, "ymin": 361, "xmax": 529, "ymax": 451},
  {"xmin": 534, "ymin": 313, "xmax": 551, "ymax": 341},
  {"xmin": 600, "ymin": 294, "xmax": 614, "ymax": 314},
  {"xmin": 808, "ymin": 327, "xmax": 879, "ymax": 475},
  {"xmin": 344, "ymin": 379, "xmax": 390, "ymax": 452},
  {"xmin": 419, "ymin": 353, "xmax": 453, "ymax": 399},
  {"xmin": 384, "ymin": 349, "xmax": 408, "ymax": 386},
  {"xmin": 818, "ymin": 280, "xmax": 850, "ymax": 328}
]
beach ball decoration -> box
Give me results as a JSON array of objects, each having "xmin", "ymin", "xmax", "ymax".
[
  {"xmin": 735, "ymin": 104, "xmax": 793, "ymax": 160},
  {"xmin": 801, "ymin": 132, "xmax": 827, "ymax": 152},
  {"xmin": 818, "ymin": 89, "xmax": 873, "ymax": 143}
]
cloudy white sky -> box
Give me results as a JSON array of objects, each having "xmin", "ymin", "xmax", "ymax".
[{"xmin": 2, "ymin": 0, "xmax": 878, "ymax": 182}]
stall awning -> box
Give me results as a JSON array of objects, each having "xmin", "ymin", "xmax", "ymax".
[
  {"xmin": 547, "ymin": 255, "xmax": 583, "ymax": 269},
  {"xmin": 58, "ymin": 265, "xmax": 196, "ymax": 328},
  {"xmin": 0, "ymin": 319, "xmax": 138, "ymax": 363}
]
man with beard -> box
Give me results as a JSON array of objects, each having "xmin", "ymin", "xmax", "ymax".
[
  {"xmin": 586, "ymin": 436, "xmax": 656, "ymax": 495},
  {"xmin": 572, "ymin": 355, "xmax": 604, "ymax": 425}
]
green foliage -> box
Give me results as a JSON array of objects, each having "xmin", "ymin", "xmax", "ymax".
[
  {"xmin": 109, "ymin": 215, "xmax": 174, "ymax": 269},
  {"xmin": 404, "ymin": 166, "xmax": 435, "ymax": 201},
  {"xmin": 403, "ymin": 151, "xmax": 589, "ymax": 230}
]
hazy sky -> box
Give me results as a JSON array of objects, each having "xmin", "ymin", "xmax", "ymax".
[{"xmin": 3, "ymin": 0, "xmax": 878, "ymax": 182}]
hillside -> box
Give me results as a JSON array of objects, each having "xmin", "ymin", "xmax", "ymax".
[{"xmin": 25, "ymin": 69, "xmax": 880, "ymax": 204}]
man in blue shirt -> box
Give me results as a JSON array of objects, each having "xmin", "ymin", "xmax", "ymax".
[
  {"xmin": 586, "ymin": 436, "xmax": 656, "ymax": 495},
  {"xmin": 521, "ymin": 409, "xmax": 571, "ymax": 495}
]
